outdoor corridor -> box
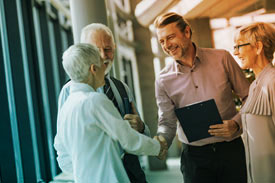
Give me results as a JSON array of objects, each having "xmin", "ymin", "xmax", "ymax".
[{"xmin": 51, "ymin": 158, "xmax": 183, "ymax": 183}]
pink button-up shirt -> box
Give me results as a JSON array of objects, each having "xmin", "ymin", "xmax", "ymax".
[{"xmin": 155, "ymin": 46, "xmax": 250, "ymax": 146}]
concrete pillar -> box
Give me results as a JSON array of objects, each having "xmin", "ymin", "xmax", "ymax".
[
  {"xmin": 133, "ymin": 20, "xmax": 167, "ymax": 171},
  {"xmin": 69, "ymin": 0, "xmax": 108, "ymax": 43},
  {"xmin": 134, "ymin": 26, "xmax": 158, "ymax": 135},
  {"xmin": 130, "ymin": 0, "xmax": 167, "ymax": 170},
  {"xmin": 188, "ymin": 18, "xmax": 213, "ymax": 48}
]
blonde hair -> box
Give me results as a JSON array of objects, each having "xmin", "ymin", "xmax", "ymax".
[
  {"xmin": 154, "ymin": 12, "xmax": 192, "ymax": 37},
  {"xmin": 236, "ymin": 22, "xmax": 275, "ymax": 62}
]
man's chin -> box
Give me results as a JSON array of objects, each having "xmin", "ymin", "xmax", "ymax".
[
  {"xmin": 168, "ymin": 51, "xmax": 180, "ymax": 59},
  {"xmin": 104, "ymin": 61, "xmax": 113, "ymax": 74},
  {"xmin": 170, "ymin": 55, "xmax": 181, "ymax": 60}
]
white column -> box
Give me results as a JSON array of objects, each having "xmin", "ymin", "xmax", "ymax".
[{"xmin": 69, "ymin": 0, "xmax": 108, "ymax": 43}]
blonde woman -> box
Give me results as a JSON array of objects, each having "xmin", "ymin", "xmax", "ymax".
[{"xmin": 234, "ymin": 22, "xmax": 275, "ymax": 183}]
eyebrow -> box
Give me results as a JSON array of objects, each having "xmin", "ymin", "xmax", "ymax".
[
  {"xmin": 159, "ymin": 33, "xmax": 176, "ymax": 42},
  {"xmin": 167, "ymin": 33, "xmax": 175, "ymax": 37}
]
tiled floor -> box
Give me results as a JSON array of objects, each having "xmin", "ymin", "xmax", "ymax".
[
  {"xmin": 51, "ymin": 158, "xmax": 183, "ymax": 183},
  {"xmin": 144, "ymin": 158, "xmax": 183, "ymax": 183}
]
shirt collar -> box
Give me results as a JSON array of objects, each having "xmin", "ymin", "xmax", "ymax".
[
  {"xmin": 70, "ymin": 81, "xmax": 96, "ymax": 93},
  {"xmin": 174, "ymin": 43, "xmax": 202, "ymax": 74},
  {"xmin": 105, "ymin": 74, "xmax": 110, "ymax": 79},
  {"xmin": 195, "ymin": 44, "xmax": 204, "ymax": 62}
]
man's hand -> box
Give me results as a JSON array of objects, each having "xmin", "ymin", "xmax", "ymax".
[
  {"xmin": 208, "ymin": 120, "xmax": 240, "ymax": 139},
  {"xmin": 154, "ymin": 135, "xmax": 168, "ymax": 160},
  {"xmin": 124, "ymin": 102, "xmax": 145, "ymax": 133},
  {"xmin": 124, "ymin": 114, "xmax": 145, "ymax": 133}
]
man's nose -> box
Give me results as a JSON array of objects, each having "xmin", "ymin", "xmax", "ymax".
[
  {"xmin": 164, "ymin": 40, "xmax": 171, "ymax": 49},
  {"xmin": 99, "ymin": 49, "xmax": 107, "ymax": 59},
  {"xmin": 233, "ymin": 49, "xmax": 239, "ymax": 56}
]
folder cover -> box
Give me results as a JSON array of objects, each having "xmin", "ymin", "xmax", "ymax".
[{"xmin": 175, "ymin": 99, "xmax": 222, "ymax": 142}]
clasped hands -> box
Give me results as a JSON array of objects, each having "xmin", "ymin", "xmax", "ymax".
[
  {"xmin": 124, "ymin": 102, "xmax": 168, "ymax": 159},
  {"xmin": 154, "ymin": 135, "xmax": 168, "ymax": 160}
]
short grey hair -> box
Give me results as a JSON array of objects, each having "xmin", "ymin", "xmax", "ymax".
[
  {"xmin": 236, "ymin": 22, "xmax": 275, "ymax": 62},
  {"xmin": 62, "ymin": 43, "xmax": 101, "ymax": 82},
  {"xmin": 80, "ymin": 23, "xmax": 115, "ymax": 45}
]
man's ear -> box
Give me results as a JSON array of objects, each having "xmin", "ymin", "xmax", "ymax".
[
  {"xmin": 184, "ymin": 26, "xmax": 191, "ymax": 39},
  {"xmin": 256, "ymin": 41, "xmax": 263, "ymax": 55},
  {"xmin": 90, "ymin": 64, "xmax": 96, "ymax": 75}
]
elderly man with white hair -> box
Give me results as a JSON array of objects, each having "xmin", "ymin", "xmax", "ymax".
[
  {"xmin": 54, "ymin": 43, "xmax": 167, "ymax": 183},
  {"xmin": 57, "ymin": 23, "xmax": 153, "ymax": 182}
]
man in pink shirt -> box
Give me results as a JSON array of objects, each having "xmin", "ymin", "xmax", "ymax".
[{"xmin": 154, "ymin": 12, "xmax": 250, "ymax": 183}]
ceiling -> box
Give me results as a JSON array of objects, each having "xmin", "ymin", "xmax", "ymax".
[
  {"xmin": 176, "ymin": 0, "xmax": 262, "ymax": 19},
  {"xmin": 135, "ymin": 0, "xmax": 275, "ymax": 27},
  {"xmin": 48, "ymin": 0, "xmax": 275, "ymax": 27}
]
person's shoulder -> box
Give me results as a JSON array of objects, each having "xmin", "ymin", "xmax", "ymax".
[
  {"xmin": 109, "ymin": 76, "xmax": 125, "ymax": 86},
  {"xmin": 80, "ymin": 92, "xmax": 109, "ymax": 112},
  {"xmin": 264, "ymin": 66, "xmax": 275, "ymax": 86},
  {"xmin": 199, "ymin": 48, "xmax": 235, "ymax": 67},
  {"xmin": 268, "ymin": 65, "xmax": 275, "ymax": 75},
  {"xmin": 160, "ymin": 62, "xmax": 173, "ymax": 72},
  {"xmin": 109, "ymin": 76, "xmax": 120, "ymax": 82},
  {"xmin": 199, "ymin": 47, "xmax": 229, "ymax": 57},
  {"xmin": 87, "ymin": 92, "xmax": 109, "ymax": 104},
  {"xmin": 157, "ymin": 62, "xmax": 175, "ymax": 79},
  {"xmin": 58, "ymin": 80, "xmax": 72, "ymax": 105},
  {"xmin": 61, "ymin": 80, "xmax": 72, "ymax": 91},
  {"xmin": 109, "ymin": 76, "xmax": 129, "ymax": 90}
]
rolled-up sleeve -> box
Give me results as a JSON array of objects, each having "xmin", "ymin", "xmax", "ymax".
[
  {"xmin": 155, "ymin": 78, "xmax": 177, "ymax": 147},
  {"xmin": 223, "ymin": 51, "xmax": 250, "ymax": 127}
]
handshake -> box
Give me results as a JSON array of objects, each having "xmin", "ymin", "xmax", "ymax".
[{"xmin": 154, "ymin": 135, "xmax": 168, "ymax": 160}]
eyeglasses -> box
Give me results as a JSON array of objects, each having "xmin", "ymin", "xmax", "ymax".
[{"xmin": 233, "ymin": 43, "xmax": 250, "ymax": 51}]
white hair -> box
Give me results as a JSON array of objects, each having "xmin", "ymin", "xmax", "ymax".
[
  {"xmin": 80, "ymin": 23, "xmax": 115, "ymax": 45},
  {"xmin": 62, "ymin": 43, "xmax": 101, "ymax": 82}
]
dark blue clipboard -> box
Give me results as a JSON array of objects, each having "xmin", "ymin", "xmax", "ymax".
[{"xmin": 175, "ymin": 99, "xmax": 223, "ymax": 143}]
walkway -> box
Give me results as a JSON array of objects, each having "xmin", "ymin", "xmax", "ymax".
[
  {"xmin": 51, "ymin": 158, "xmax": 183, "ymax": 183},
  {"xmin": 145, "ymin": 158, "xmax": 183, "ymax": 183}
]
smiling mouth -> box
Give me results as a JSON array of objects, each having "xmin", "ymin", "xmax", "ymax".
[{"xmin": 169, "ymin": 46, "xmax": 178, "ymax": 54}]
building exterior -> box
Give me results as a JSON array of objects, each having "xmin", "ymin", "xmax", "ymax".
[{"xmin": 1, "ymin": 0, "xmax": 274, "ymax": 182}]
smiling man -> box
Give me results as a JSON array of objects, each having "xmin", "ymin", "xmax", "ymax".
[{"xmin": 154, "ymin": 12, "xmax": 250, "ymax": 183}]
